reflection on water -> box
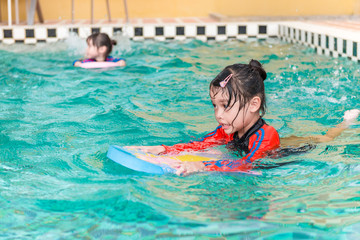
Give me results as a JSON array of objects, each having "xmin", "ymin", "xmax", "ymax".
[{"xmin": 0, "ymin": 39, "xmax": 359, "ymax": 238}]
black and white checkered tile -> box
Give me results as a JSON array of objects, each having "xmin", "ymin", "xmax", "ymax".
[
  {"xmin": 279, "ymin": 24, "xmax": 360, "ymax": 62},
  {"xmin": 2, "ymin": 22, "xmax": 359, "ymax": 63},
  {"xmin": 0, "ymin": 22, "xmax": 278, "ymax": 44},
  {"xmin": 128, "ymin": 23, "xmax": 278, "ymax": 41}
]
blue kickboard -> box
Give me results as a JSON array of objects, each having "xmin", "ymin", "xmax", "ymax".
[{"xmin": 107, "ymin": 145, "xmax": 175, "ymax": 174}]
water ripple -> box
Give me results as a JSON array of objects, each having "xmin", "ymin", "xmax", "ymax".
[{"xmin": 0, "ymin": 39, "xmax": 359, "ymax": 238}]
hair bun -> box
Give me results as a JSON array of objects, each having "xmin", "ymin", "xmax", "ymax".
[
  {"xmin": 249, "ymin": 59, "xmax": 267, "ymax": 81},
  {"xmin": 111, "ymin": 40, "xmax": 117, "ymax": 46}
]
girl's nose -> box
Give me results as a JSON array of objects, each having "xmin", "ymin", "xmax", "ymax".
[{"xmin": 215, "ymin": 110, "xmax": 223, "ymax": 120}]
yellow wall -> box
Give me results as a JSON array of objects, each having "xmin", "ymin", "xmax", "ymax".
[
  {"xmin": 126, "ymin": 0, "xmax": 215, "ymax": 18},
  {"xmin": 0, "ymin": 0, "xmax": 359, "ymax": 23},
  {"xmin": 215, "ymin": 0, "xmax": 357, "ymax": 17}
]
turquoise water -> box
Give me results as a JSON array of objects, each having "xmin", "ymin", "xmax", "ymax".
[{"xmin": 0, "ymin": 37, "xmax": 360, "ymax": 239}]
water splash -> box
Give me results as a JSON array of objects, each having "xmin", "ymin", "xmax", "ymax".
[
  {"xmin": 113, "ymin": 30, "xmax": 132, "ymax": 54},
  {"xmin": 64, "ymin": 31, "xmax": 87, "ymax": 56}
]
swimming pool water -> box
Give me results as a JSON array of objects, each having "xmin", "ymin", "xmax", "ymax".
[{"xmin": 0, "ymin": 37, "xmax": 359, "ymax": 239}]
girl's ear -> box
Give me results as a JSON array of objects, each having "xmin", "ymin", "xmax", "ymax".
[
  {"xmin": 249, "ymin": 96, "xmax": 261, "ymax": 113},
  {"xmin": 98, "ymin": 46, "xmax": 107, "ymax": 54}
]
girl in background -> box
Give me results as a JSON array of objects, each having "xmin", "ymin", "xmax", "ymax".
[{"xmin": 73, "ymin": 32, "xmax": 126, "ymax": 67}]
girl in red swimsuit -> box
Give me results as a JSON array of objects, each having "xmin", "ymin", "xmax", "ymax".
[
  {"xmin": 134, "ymin": 60, "xmax": 279, "ymax": 174},
  {"xmin": 135, "ymin": 60, "xmax": 359, "ymax": 175}
]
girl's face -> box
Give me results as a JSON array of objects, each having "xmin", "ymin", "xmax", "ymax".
[
  {"xmin": 210, "ymin": 89, "xmax": 260, "ymax": 137},
  {"xmin": 85, "ymin": 39, "xmax": 100, "ymax": 59}
]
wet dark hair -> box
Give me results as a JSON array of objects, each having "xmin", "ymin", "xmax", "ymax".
[
  {"xmin": 210, "ymin": 59, "xmax": 267, "ymax": 117},
  {"xmin": 86, "ymin": 32, "xmax": 117, "ymax": 58}
]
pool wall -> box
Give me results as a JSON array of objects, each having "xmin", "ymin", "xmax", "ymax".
[
  {"xmin": 1, "ymin": 18, "xmax": 360, "ymax": 63},
  {"xmin": 279, "ymin": 22, "xmax": 360, "ymax": 62},
  {"xmin": 0, "ymin": 20, "xmax": 279, "ymax": 44}
]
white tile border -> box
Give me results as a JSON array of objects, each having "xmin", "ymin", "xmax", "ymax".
[
  {"xmin": 0, "ymin": 21, "xmax": 359, "ymax": 62},
  {"xmin": 279, "ymin": 22, "xmax": 360, "ymax": 62},
  {"xmin": 226, "ymin": 24, "xmax": 237, "ymax": 36},
  {"xmin": 143, "ymin": 25, "xmax": 155, "ymax": 37},
  {"xmin": 13, "ymin": 28, "xmax": 25, "ymax": 39},
  {"xmin": 3, "ymin": 38, "xmax": 14, "ymax": 44},
  {"xmin": 57, "ymin": 26, "xmax": 69, "ymax": 39},
  {"xmin": 25, "ymin": 38, "xmax": 36, "ymax": 44},
  {"xmin": 164, "ymin": 25, "xmax": 176, "ymax": 37},
  {"xmin": 78, "ymin": 27, "xmax": 91, "ymax": 38},
  {"xmin": 100, "ymin": 26, "xmax": 113, "ymax": 37},
  {"xmin": 185, "ymin": 25, "xmax": 196, "ymax": 37},
  {"xmin": 35, "ymin": 28, "xmax": 47, "ymax": 39},
  {"xmin": 0, "ymin": 21, "xmax": 280, "ymax": 43},
  {"xmin": 205, "ymin": 25, "xmax": 217, "ymax": 36}
]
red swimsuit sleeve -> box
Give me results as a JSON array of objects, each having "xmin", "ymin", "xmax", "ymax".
[
  {"xmin": 163, "ymin": 126, "xmax": 232, "ymax": 154},
  {"xmin": 81, "ymin": 58, "xmax": 96, "ymax": 63},
  {"xmin": 203, "ymin": 125, "xmax": 280, "ymax": 172}
]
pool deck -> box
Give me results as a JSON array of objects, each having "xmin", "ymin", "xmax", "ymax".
[{"xmin": 1, "ymin": 16, "xmax": 360, "ymax": 62}]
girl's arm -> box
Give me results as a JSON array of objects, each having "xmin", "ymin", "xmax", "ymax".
[
  {"xmin": 135, "ymin": 125, "xmax": 230, "ymax": 155},
  {"xmin": 171, "ymin": 148, "xmax": 269, "ymax": 176},
  {"xmin": 107, "ymin": 57, "xmax": 126, "ymax": 67},
  {"xmin": 281, "ymin": 109, "xmax": 360, "ymax": 147},
  {"xmin": 202, "ymin": 126, "xmax": 280, "ymax": 172},
  {"xmin": 173, "ymin": 126, "xmax": 281, "ymax": 175},
  {"xmin": 162, "ymin": 125, "xmax": 230, "ymax": 154},
  {"xmin": 73, "ymin": 58, "xmax": 95, "ymax": 67}
]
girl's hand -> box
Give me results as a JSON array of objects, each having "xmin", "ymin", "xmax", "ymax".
[
  {"xmin": 117, "ymin": 60, "xmax": 126, "ymax": 67},
  {"xmin": 74, "ymin": 61, "xmax": 82, "ymax": 67},
  {"xmin": 127, "ymin": 146, "xmax": 166, "ymax": 155},
  {"xmin": 172, "ymin": 161, "xmax": 206, "ymax": 176},
  {"xmin": 343, "ymin": 109, "xmax": 360, "ymax": 124},
  {"xmin": 127, "ymin": 146, "xmax": 206, "ymax": 176}
]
